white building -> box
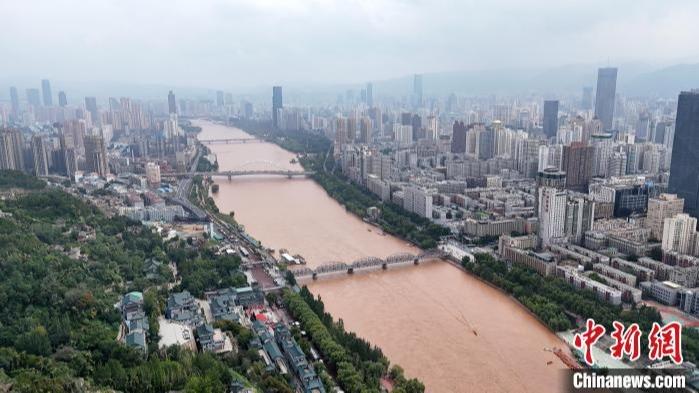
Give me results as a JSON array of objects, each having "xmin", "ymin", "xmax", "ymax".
[
  {"xmin": 662, "ymin": 213, "xmax": 697, "ymax": 256},
  {"xmin": 402, "ymin": 186, "xmax": 433, "ymax": 219},
  {"xmin": 538, "ymin": 187, "xmax": 567, "ymax": 244}
]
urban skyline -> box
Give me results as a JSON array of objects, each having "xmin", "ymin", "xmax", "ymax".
[{"xmin": 2, "ymin": 2, "xmax": 699, "ymax": 392}]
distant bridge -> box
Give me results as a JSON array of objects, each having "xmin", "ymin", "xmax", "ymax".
[
  {"xmin": 163, "ymin": 160, "xmax": 314, "ymax": 179},
  {"xmin": 292, "ymin": 250, "xmax": 447, "ymax": 281},
  {"xmin": 200, "ymin": 138, "xmax": 264, "ymax": 144},
  {"xmin": 164, "ymin": 170, "xmax": 315, "ymax": 179}
]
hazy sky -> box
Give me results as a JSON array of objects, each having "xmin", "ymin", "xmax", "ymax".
[{"xmin": 2, "ymin": 0, "xmax": 699, "ymax": 89}]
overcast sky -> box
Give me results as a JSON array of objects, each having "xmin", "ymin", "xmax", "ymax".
[{"xmin": 2, "ymin": 0, "xmax": 699, "ymax": 89}]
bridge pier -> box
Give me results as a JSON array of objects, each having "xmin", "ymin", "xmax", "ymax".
[
  {"xmin": 414, "ymin": 257, "xmax": 419, "ymax": 265},
  {"xmin": 382, "ymin": 263, "xmax": 387, "ymax": 270},
  {"xmin": 348, "ymin": 267, "xmax": 354, "ymax": 275},
  {"xmin": 312, "ymin": 272, "xmax": 317, "ymax": 280},
  {"xmin": 227, "ymin": 175, "xmax": 232, "ymax": 181}
]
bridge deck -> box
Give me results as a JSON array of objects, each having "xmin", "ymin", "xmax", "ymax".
[{"xmin": 292, "ymin": 250, "xmax": 446, "ymax": 281}]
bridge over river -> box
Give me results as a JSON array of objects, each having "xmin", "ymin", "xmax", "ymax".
[
  {"xmin": 162, "ymin": 160, "xmax": 315, "ymax": 179},
  {"xmin": 200, "ymin": 138, "xmax": 264, "ymax": 144},
  {"xmin": 292, "ymin": 249, "xmax": 447, "ymax": 282}
]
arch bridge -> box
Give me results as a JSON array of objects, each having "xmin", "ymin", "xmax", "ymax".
[{"xmin": 292, "ymin": 249, "xmax": 447, "ymax": 281}]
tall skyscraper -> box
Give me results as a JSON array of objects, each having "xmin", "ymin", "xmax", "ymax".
[
  {"xmin": 84, "ymin": 133, "xmax": 109, "ymax": 177},
  {"xmin": 85, "ymin": 97, "xmax": 98, "ymax": 123},
  {"xmin": 450, "ymin": 121, "xmax": 467, "ymax": 153},
  {"xmin": 216, "ymin": 90, "xmax": 224, "ymax": 107},
  {"xmin": 538, "ymin": 187, "xmax": 567, "ymax": 245},
  {"xmin": 58, "ymin": 91, "xmax": 67, "ymax": 107},
  {"xmin": 543, "ymin": 100, "xmax": 559, "ymax": 138},
  {"xmin": 9, "ymin": 87, "xmax": 19, "ymax": 117},
  {"xmin": 562, "ymin": 142, "xmax": 594, "ymax": 192},
  {"xmin": 41, "ymin": 79, "xmax": 52, "ymax": 106},
  {"xmin": 26, "ymin": 89, "xmax": 41, "ymax": 107},
  {"xmin": 168, "ymin": 90, "xmax": 177, "ymax": 114},
  {"xmin": 413, "ymin": 74, "xmax": 423, "ymax": 108},
  {"xmin": 594, "ymin": 67, "xmax": 618, "ymax": 131},
  {"xmin": 30, "ymin": 135, "xmax": 49, "ymax": 176},
  {"xmin": 272, "ymin": 86, "xmax": 283, "ymax": 128},
  {"xmin": 669, "ymin": 90, "xmax": 699, "ymax": 217},
  {"xmin": 366, "ymin": 82, "xmax": 373, "ymax": 107},
  {"xmin": 581, "ymin": 86, "xmax": 593, "ymax": 110}
]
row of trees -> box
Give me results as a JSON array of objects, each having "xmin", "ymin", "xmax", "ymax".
[
  {"xmin": 233, "ymin": 120, "xmax": 449, "ymax": 249},
  {"xmin": 463, "ymin": 253, "xmax": 699, "ymax": 363},
  {"xmin": 231, "ymin": 119, "xmax": 332, "ymax": 154},
  {"xmin": 284, "ymin": 288, "xmax": 425, "ymax": 393},
  {"xmin": 308, "ymin": 161, "xmax": 449, "ymax": 249}
]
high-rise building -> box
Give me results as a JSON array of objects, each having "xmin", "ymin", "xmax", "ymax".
[
  {"xmin": 0, "ymin": 129, "xmax": 25, "ymax": 171},
  {"xmin": 662, "ymin": 213, "xmax": 697, "ymax": 256},
  {"xmin": 581, "ymin": 86, "xmax": 593, "ymax": 110},
  {"xmin": 58, "ymin": 91, "xmax": 67, "ymax": 107},
  {"xmin": 30, "ymin": 135, "xmax": 49, "ymax": 176},
  {"xmin": 413, "ymin": 74, "xmax": 423, "ymax": 108},
  {"xmin": 243, "ymin": 101, "xmax": 253, "ymax": 119},
  {"xmin": 647, "ymin": 194, "xmax": 685, "ymax": 241},
  {"xmin": 168, "ymin": 90, "xmax": 177, "ymax": 114},
  {"xmin": 594, "ymin": 67, "xmax": 618, "ymax": 131},
  {"xmin": 451, "ymin": 121, "xmax": 467, "ymax": 153},
  {"xmin": 543, "ymin": 100, "xmax": 559, "ymax": 138},
  {"xmin": 84, "ymin": 133, "xmax": 109, "ymax": 177},
  {"xmin": 272, "ymin": 86, "xmax": 283, "ymax": 128},
  {"xmin": 403, "ymin": 186, "xmax": 433, "ymax": 218},
  {"xmin": 9, "ymin": 87, "xmax": 19, "ymax": 117},
  {"xmin": 145, "ymin": 162, "xmax": 161, "ymax": 185},
  {"xmin": 562, "ymin": 142, "xmax": 594, "ymax": 192},
  {"xmin": 216, "ymin": 91, "xmax": 224, "ymax": 107},
  {"xmin": 26, "ymin": 89, "xmax": 41, "ymax": 107},
  {"xmin": 85, "ymin": 97, "xmax": 98, "ymax": 123},
  {"xmin": 669, "ymin": 90, "xmax": 699, "ymax": 217},
  {"xmin": 41, "ymin": 79, "xmax": 52, "ymax": 106},
  {"xmin": 366, "ymin": 82, "xmax": 373, "ymax": 107},
  {"xmin": 359, "ymin": 117, "xmax": 371, "ymax": 144},
  {"xmin": 59, "ymin": 128, "xmax": 78, "ymax": 178},
  {"xmin": 539, "ymin": 187, "xmax": 567, "ymax": 244},
  {"xmin": 565, "ymin": 195, "xmax": 595, "ymax": 244}
]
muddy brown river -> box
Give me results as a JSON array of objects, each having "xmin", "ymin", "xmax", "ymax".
[{"xmin": 197, "ymin": 119, "xmax": 568, "ymax": 392}]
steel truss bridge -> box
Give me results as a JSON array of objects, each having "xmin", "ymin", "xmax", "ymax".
[
  {"xmin": 292, "ymin": 250, "xmax": 447, "ymax": 281},
  {"xmin": 199, "ymin": 138, "xmax": 264, "ymax": 144},
  {"xmin": 163, "ymin": 160, "xmax": 315, "ymax": 179}
]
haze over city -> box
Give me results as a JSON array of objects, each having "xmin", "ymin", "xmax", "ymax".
[{"xmin": 3, "ymin": 0, "xmax": 699, "ymax": 91}]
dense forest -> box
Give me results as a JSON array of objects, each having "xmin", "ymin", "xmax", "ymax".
[
  {"xmin": 463, "ymin": 253, "xmax": 699, "ymax": 364},
  {"xmin": 0, "ymin": 172, "xmax": 292, "ymax": 392}
]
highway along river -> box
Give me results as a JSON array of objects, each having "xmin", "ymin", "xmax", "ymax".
[{"xmin": 196, "ymin": 119, "xmax": 568, "ymax": 393}]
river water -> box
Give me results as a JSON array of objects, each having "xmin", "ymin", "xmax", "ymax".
[{"xmin": 196, "ymin": 120, "xmax": 568, "ymax": 393}]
